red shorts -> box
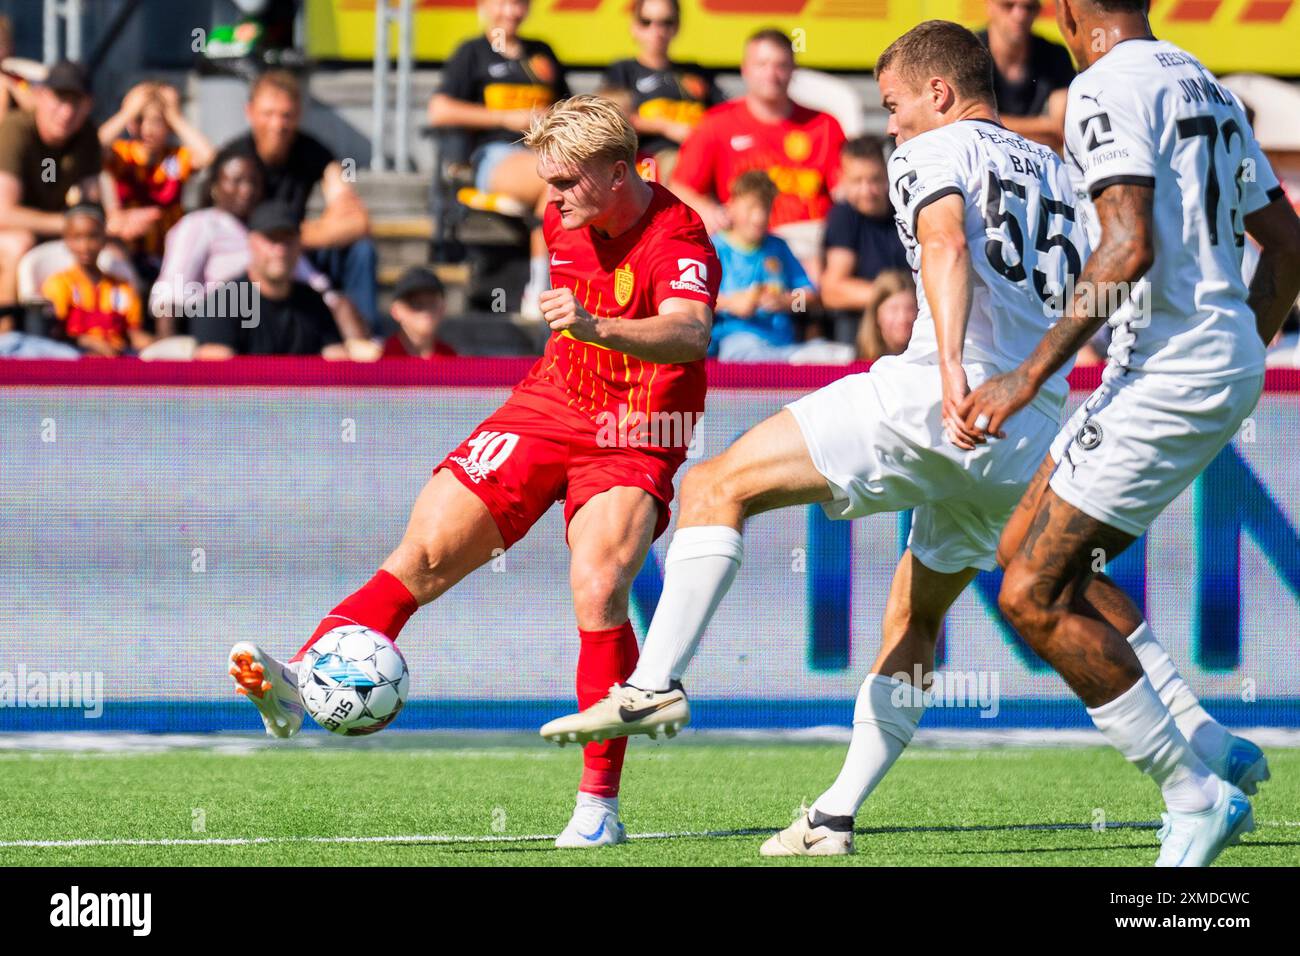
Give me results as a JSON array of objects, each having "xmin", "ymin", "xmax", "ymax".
[{"xmin": 434, "ymin": 397, "xmax": 688, "ymax": 548}]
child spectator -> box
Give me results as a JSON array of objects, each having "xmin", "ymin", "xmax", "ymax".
[
  {"xmin": 854, "ymin": 268, "xmax": 918, "ymax": 362},
  {"xmin": 99, "ymin": 81, "xmax": 215, "ymax": 276},
  {"xmin": 382, "ymin": 267, "xmax": 458, "ymax": 358},
  {"xmin": 710, "ymin": 170, "xmax": 825, "ymax": 361},
  {"xmin": 42, "ymin": 203, "xmax": 153, "ymax": 356}
]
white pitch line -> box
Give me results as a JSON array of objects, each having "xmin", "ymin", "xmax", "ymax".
[
  {"xmin": 0, "ymin": 830, "xmax": 769, "ymax": 849},
  {"xmin": 4, "ymin": 821, "xmax": 1297, "ymax": 850}
]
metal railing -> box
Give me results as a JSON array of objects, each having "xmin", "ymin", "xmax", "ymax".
[
  {"xmin": 371, "ymin": 0, "xmax": 414, "ymax": 173},
  {"xmin": 43, "ymin": 0, "xmax": 84, "ymax": 63}
]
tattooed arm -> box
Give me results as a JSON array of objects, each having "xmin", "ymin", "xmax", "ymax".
[
  {"xmin": 959, "ymin": 182, "xmax": 1155, "ymax": 439},
  {"xmin": 1243, "ymin": 195, "xmax": 1300, "ymax": 346}
]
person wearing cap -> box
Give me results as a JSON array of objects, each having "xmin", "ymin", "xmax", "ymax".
[
  {"xmin": 42, "ymin": 202, "xmax": 153, "ymax": 357},
  {"xmin": 0, "ymin": 60, "xmax": 158, "ymax": 314},
  {"xmin": 220, "ymin": 71, "xmax": 378, "ymax": 332},
  {"xmin": 192, "ymin": 200, "xmax": 376, "ymax": 360},
  {"xmin": 382, "ymin": 266, "xmax": 458, "ymax": 359}
]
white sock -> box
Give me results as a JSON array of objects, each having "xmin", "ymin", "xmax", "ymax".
[
  {"xmin": 626, "ymin": 526, "xmax": 743, "ymax": 691},
  {"xmin": 811, "ymin": 674, "xmax": 924, "ymax": 819},
  {"xmin": 577, "ymin": 792, "xmax": 618, "ymax": 814},
  {"xmin": 1087, "ymin": 676, "xmax": 1220, "ymax": 813},
  {"xmin": 528, "ymin": 254, "xmax": 549, "ymax": 292},
  {"xmin": 1127, "ymin": 622, "xmax": 1234, "ymax": 771}
]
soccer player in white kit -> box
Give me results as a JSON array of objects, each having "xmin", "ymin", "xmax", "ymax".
[
  {"xmin": 961, "ymin": 0, "xmax": 1300, "ymax": 867},
  {"xmin": 542, "ymin": 20, "xmax": 1102, "ymax": 847}
]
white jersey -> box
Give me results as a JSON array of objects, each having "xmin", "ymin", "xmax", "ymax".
[
  {"xmin": 888, "ymin": 119, "xmax": 1090, "ymax": 417},
  {"xmin": 1064, "ymin": 38, "xmax": 1281, "ymax": 382}
]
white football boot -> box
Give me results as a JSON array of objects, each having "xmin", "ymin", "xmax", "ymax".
[
  {"xmin": 554, "ymin": 798, "xmax": 627, "ymax": 849},
  {"xmin": 1154, "ymin": 780, "xmax": 1253, "ymax": 867},
  {"xmin": 1212, "ymin": 734, "xmax": 1270, "ymax": 796},
  {"xmin": 229, "ymin": 641, "xmax": 304, "ymax": 738},
  {"xmin": 760, "ymin": 809, "xmax": 855, "ymax": 857},
  {"xmin": 540, "ymin": 683, "xmax": 689, "ymax": 746}
]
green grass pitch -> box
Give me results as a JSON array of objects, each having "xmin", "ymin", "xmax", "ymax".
[{"xmin": 3, "ymin": 736, "xmax": 1297, "ymax": 866}]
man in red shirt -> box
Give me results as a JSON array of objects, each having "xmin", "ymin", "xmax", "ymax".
[
  {"xmin": 228, "ymin": 95, "xmax": 719, "ymax": 848},
  {"xmin": 670, "ymin": 28, "xmax": 844, "ymax": 280}
]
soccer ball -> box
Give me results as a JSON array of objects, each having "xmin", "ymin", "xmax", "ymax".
[{"xmin": 297, "ymin": 626, "xmax": 409, "ymax": 736}]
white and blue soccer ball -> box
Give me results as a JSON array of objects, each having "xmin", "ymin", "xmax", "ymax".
[{"xmin": 297, "ymin": 626, "xmax": 409, "ymax": 736}]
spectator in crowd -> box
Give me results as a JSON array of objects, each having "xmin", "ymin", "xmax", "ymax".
[
  {"xmin": 428, "ymin": 0, "xmax": 569, "ymax": 319},
  {"xmin": 0, "ymin": 60, "xmax": 155, "ymax": 314},
  {"xmin": 192, "ymin": 201, "xmax": 362, "ymax": 359},
  {"xmin": 601, "ymin": 0, "xmax": 725, "ymax": 185},
  {"xmin": 382, "ymin": 267, "xmax": 458, "ymax": 358},
  {"xmin": 854, "ymin": 268, "xmax": 917, "ymax": 362},
  {"xmin": 149, "ymin": 143, "xmax": 368, "ymax": 345},
  {"xmin": 42, "ymin": 202, "xmax": 153, "ymax": 357},
  {"xmin": 221, "ymin": 71, "xmax": 377, "ymax": 331},
  {"xmin": 670, "ymin": 29, "xmax": 844, "ymax": 283},
  {"xmin": 977, "ymin": 0, "xmax": 1074, "ymax": 152},
  {"xmin": 710, "ymin": 170, "xmax": 852, "ymax": 363},
  {"xmin": 820, "ymin": 135, "xmax": 910, "ymax": 342},
  {"xmin": 99, "ymin": 81, "xmax": 215, "ymax": 279},
  {"xmin": 0, "ymin": 15, "xmax": 36, "ymax": 120}
]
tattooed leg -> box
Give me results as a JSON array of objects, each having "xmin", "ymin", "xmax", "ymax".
[
  {"xmin": 998, "ymin": 488, "xmax": 1142, "ymax": 707},
  {"xmin": 998, "ymin": 455, "xmax": 1146, "ymax": 636}
]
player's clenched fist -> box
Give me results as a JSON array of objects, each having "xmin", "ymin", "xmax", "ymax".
[{"xmin": 540, "ymin": 287, "xmax": 599, "ymax": 342}]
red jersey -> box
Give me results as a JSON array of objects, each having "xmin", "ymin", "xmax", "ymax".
[
  {"xmin": 510, "ymin": 182, "xmax": 720, "ymax": 428},
  {"xmin": 105, "ymin": 140, "xmax": 194, "ymax": 258},
  {"xmin": 672, "ymin": 100, "xmax": 845, "ymax": 228},
  {"xmin": 41, "ymin": 265, "xmax": 142, "ymax": 353},
  {"xmin": 381, "ymin": 334, "xmax": 457, "ymax": 358}
]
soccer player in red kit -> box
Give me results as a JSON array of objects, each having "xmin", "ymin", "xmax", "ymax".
[{"xmin": 227, "ymin": 95, "xmax": 720, "ymax": 848}]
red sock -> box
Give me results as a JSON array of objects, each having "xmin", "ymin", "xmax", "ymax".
[
  {"xmin": 576, "ymin": 621, "xmax": 641, "ymax": 797},
  {"xmin": 292, "ymin": 569, "xmax": 419, "ymax": 663}
]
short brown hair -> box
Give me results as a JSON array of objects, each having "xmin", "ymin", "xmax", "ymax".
[
  {"xmin": 746, "ymin": 28, "xmax": 794, "ymax": 58},
  {"xmin": 249, "ymin": 69, "xmax": 301, "ymax": 105},
  {"xmin": 728, "ymin": 169, "xmax": 779, "ymax": 208},
  {"xmin": 842, "ymin": 134, "xmax": 888, "ymax": 165},
  {"xmin": 875, "ymin": 20, "xmax": 995, "ymax": 105}
]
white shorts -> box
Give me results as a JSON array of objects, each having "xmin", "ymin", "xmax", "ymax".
[
  {"xmin": 1048, "ymin": 371, "xmax": 1264, "ymax": 537},
  {"xmin": 786, "ymin": 355, "xmax": 1061, "ymax": 574}
]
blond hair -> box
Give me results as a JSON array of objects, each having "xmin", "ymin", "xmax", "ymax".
[
  {"xmin": 523, "ymin": 95, "xmax": 638, "ymax": 171},
  {"xmin": 249, "ymin": 69, "xmax": 302, "ymax": 105}
]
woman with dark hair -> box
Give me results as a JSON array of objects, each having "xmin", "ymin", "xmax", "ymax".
[
  {"xmin": 148, "ymin": 144, "xmax": 341, "ymax": 338},
  {"xmin": 602, "ymin": 0, "xmax": 724, "ymax": 183}
]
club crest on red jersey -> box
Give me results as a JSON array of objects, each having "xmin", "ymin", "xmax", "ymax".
[{"xmin": 615, "ymin": 265, "xmax": 635, "ymax": 306}]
